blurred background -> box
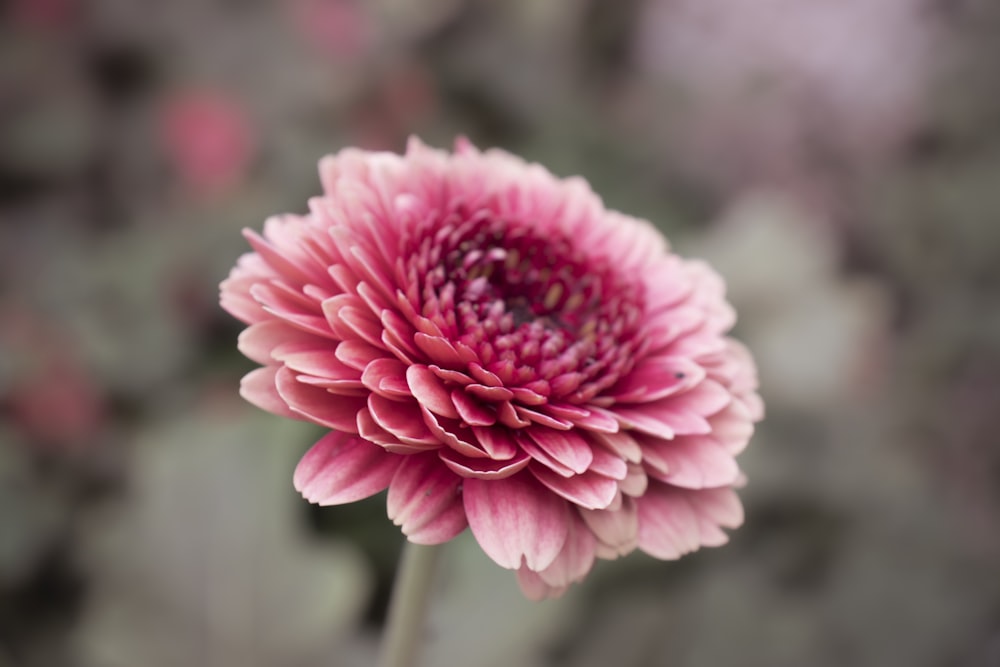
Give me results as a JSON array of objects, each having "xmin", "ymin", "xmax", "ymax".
[{"xmin": 2, "ymin": 0, "xmax": 999, "ymax": 665}]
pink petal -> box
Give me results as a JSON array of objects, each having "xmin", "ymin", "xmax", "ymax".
[
  {"xmin": 666, "ymin": 379, "xmax": 732, "ymax": 417},
  {"xmin": 420, "ymin": 406, "xmax": 487, "ymax": 458},
  {"xmin": 532, "ymin": 512, "xmax": 596, "ymax": 588},
  {"xmin": 279, "ymin": 349, "xmax": 361, "ymax": 384},
  {"xmin": 609, "ymin": 356, "xmax": 706, "ymax": 403},
  {"xmin": 636, "ymin": 484, "xmax": 744, "ymax": 560},
  {"xmin": 414, "ymin": 332, "xmax": 474, "ymax": 367},
  {"xmin": 709, "ymin": 401, "xmax": 756, "ymax": 455},
  {"xmin": 470, "ymin": 426, "xmax": 518, "ymax": 460},
  {"xmin": 239, "ymin": 366, "xmax": 298, "ymax": 419},
  {"xmin": 615, "ymin": 402, "xmax": 711, "ymax": 439},
  {"xmin": 368, "ymin": 394, "xmax": 440, "ymax": 446},
  {"xmin": 529, "ymin": 464, "xmax": 619, "ymax": 510},
  {"xmin": 515, "ymin": 405, "xmax": 573, "ymax": 430},
  {"xmin": 466, "ymin": 384, "xmax": 514, "ymax": 402},
  {"xmin": 580, "ymin": 496, "xmax": 639, "ymax": 556},
  {"xmin": 635, "ymin": 484, "xmax": 701, "ymax": 559},
  {"xmin": 439, "ymin": 448, "xmax": 531, "ymax": 480},
  {"xmin": 381, "ymin": 310, "xmax": 422, "ymax": 362},
  {"xmin": 588, "ymin": 441, "xmax": 628, "ymax": 480},
  {"xmin": 357, "ymin": 407, "xmax": 438, "ymax": 453},
  {"xmin": 525, "ymin": 427, "xmax": 593, "ymax": 475},
  {"xmin": 640, "ymin": 435, "xmax": 740, "ymax": 489},
  {"xmin": 238, "ymin": 320, "xmax": 327, "ymax": 365},
  {"xmin": 515, "ymin": 568, "xmax": 564, "ymax": 601},
  {"xmin": 546, "ymin": 402, "xmax": 620, "ymax": 433},
  {"xmin": 590, "ymin": 430, "xmax": 643, "ymax": 463},
  {"xmin": 406, "ymin": 364, "xmax": 460, "ymax": 419},
  {"xmin": 294, "ymin": 432, "xmax": 402, "ymax": 505},
  {"xmin": 251, "ymin": 283, "xmax": 334, "ymax": 338},
  {"xmin": 497, "ymin": 401, "xmax": 531, "ymax": 428},
  {"xmin": 335, "ymin": 339, "xmax": 386, "ymax": 371},
  {"xmin": 620, "ymin": 462, "xmax": 648, "ymax": 497},
  {"xmin": 451, "ymin": 389, "xmax": 496, "ymax": 426},
  {"xmin": 463, "ymin": 474, "xmax": 570, "ymax": 570},
  {"xmin": 361, "ymin": 358, "xmax": 411, "ymax": 398},
  {"xmin": 386, "ymin": 454, "xmax": 467, "ymax": 544},
  {"xmin": 274, "ymin": 366, "xmax": 365, "ymax": 432}
]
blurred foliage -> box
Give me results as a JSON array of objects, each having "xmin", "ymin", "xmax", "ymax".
[{"xmin": 1, "ymin": 0, "xmax": 999, "ymax": 666}]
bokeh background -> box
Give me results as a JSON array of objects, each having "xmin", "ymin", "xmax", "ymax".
[{"xmin": 2, "ymin": 1, "xmax": 1000, "ymax": 665}]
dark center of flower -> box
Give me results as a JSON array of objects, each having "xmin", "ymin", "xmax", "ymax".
[{"xmin": 405, "ymin": 209, "xmax": 645, "ymax": 401}]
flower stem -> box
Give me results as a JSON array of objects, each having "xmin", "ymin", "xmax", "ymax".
[{"xmin": 377, "ymin": 542, "xmax": 442, "ymax": 667}]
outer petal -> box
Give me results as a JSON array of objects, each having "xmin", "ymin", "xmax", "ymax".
[
  {"xmin": 294, "ymin": 432, "xmax": 402, "ymax": 505},
  {"xmin": 516, "ymin": 512, "xmax": 596, "ymax": 600},
  {"xmin": 239, "ymin": 366, "xmax": 298, "ymax": 420},
  {"xmin": 275, "ymin": 366, "xmax": 366, "ymax": 432},
  {"xmin": 387, "ymin": 454, "xmax": 467, "ymax": 544},
  {"xmin": 636, "ymin": 484, "xmax": 744, "ymax": 560},
  {"xmin": 463, "ymin": 474, "xmax": 570, "ymax": 571}
]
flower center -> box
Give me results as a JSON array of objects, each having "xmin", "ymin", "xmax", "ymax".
[{"xmin": 405, "ymin": 210, "xmax": 645, "ymax": 400}]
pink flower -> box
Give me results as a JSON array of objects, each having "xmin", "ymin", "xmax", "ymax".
[{"xmin": 220, "ymin": 138, "xmax": 762, "ymax": 598}]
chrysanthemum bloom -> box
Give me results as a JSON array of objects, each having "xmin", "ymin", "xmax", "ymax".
[{"xmin": 220, "ymin": 138, "xmax": 762, "ymax": 599}]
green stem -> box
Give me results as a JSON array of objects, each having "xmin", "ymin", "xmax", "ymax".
[{"xmin": 377, "ymin": 542, "xmax": 442, "ymax": 667}]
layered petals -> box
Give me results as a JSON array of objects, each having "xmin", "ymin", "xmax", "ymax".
[{"xmin": 221, "ymin": 137, "xmax": 762, "ymax": 599}]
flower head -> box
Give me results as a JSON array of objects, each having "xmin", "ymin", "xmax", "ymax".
[{"xmin": 220, "ymin": 138, "xmax": 762, "ymax": 599}]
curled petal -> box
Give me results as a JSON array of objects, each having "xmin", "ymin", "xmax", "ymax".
[
  {"xmin": 275, "ymin": 367, "xmax": 366, "ymax": 432},
  {"xmin": 529, "ymin": 464, "xmax": 619, "ymax": 511},
  {"xmin": 439, "ymin": 448, "xmax": 531, "ymax": 480},
  {"xmin": 294, "ymin": 432, "xmax": 402, "ymax": 505},
  {"xmin": 407, "ymin": 365, "xmax": 461, "ymax": 419}
]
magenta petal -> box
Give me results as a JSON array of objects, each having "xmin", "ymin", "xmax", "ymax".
[
  {"xmin": 529, "ymin": 464, "xmax": 619, "ymax": 510},
  {"xmin": 463, "ymin": 474, "xmax": 570, "ymax": 570},
  {"xmin": 386, "ymin": 454, "xmax": 467, "ymax": 544},
  {"xmin": 240, "ymin": 367, "xmax": 298, "ymax": 419},
  {"xmin": 406, "ymin": 364, "xmax": 461, "ymax": 419},
  {"xmin": 452, "ymin": 389, "xmax": 496, "ymax": 426},
  {"xmin": 547, "ymin": 402, "xmax": 620, "ymax": 433},
  {"xmin": 361, "ymin": 358, "xmax": 411, "ymax": 398},
  {"xmin": 421, "ymin": 406, "xmax": 488, "ymax": 458},
  {"xmin": 470, "ymin": 426, "xmax": 518, "ymax": 460},
  {"xmin": 367, "ymin": 394, "xmax": 440, "ymax": 446},
  {"xmin": 414, "ymin": 332, "xmax": 472, "ymax": 367},
  {"xmin": 294, "ymin": 432, "xmax": 402, "ymax": 505},
  {"xmin": 439, "ymin": 448, "xmax": 531, "ymax": 480},
  {"xmin": 515, "ymin": 405, "xmax": 573, "ymax": 430},
  {"xmin": 274, "ymin": 366, "xmax": 365, "ymax": 432},
  {"xmin": 526, "ymin": 427, "xmax": 593, "ymax": 475}
]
